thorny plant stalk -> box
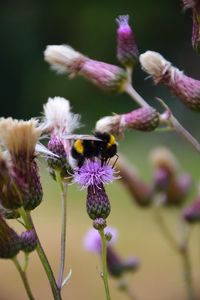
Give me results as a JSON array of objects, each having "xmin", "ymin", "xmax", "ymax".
[
  {"xmin": 18, "ymin": 207, "xmax": 62, "ymax": 300},
  {"xmin": 99, "ymin": 228, "xmax": 111, "ymax": 300},
  {"xmin": 12, "ymin": 256, "xmax": 35, "ymax": 300},
  {"xmin": 154, "ymin": 196, "xmax": 196, "ymax": 300},
  {"xmin": 55, "ymin": 171, "xmax": 68, "ymax": 290}
]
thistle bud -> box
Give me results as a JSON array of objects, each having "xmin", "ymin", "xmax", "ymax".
[
  {"xmin": 95, "ymin": 107, "xmax": 160, "ymax": 138},
  {"xmin": 115, "ymin": 155, "xmax": 153, "ymax": 206},
  {"xmin": 0, "ymin": 215, "xmax": 21, "ymax": 259},
  {"xmin": 107, "ymin": 248, "xmax": 140, "ymax": 277},
  {"xmin": 116, "ymin": 15, "xmax": 139, "ymax": 67},
  {"xmin": 44, "ymin": 45, "xmax": 128, "ymax": 93},
  {"xmin": 79, "ymin": 59, "xmax": 127, "ymax": 93},
  {"xmin": 87, "ymin": 185, "xmax": 111, "ymax": 220},
  {"xmin": 121, "ymin": 107, "xmax": 160, "ymax": 131},
  {"xmin": 140, "ymin": 51, "xmax": 200, "ymax": 111},
  {"xmin": 20, "ymin": 229, "xmax": 37, "ymax": 253},
  {"xmin": 183, "ymin": 196, "xmax": 200, "ymax": 223}
]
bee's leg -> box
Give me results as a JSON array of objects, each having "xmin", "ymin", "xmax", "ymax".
[
  {"xmin": 112, "ymin": 154, "xmax": 119, "ymax": 168},
  {"xmin": 106, "ymin": 158, "xmax": 111, "ymax": 166}
]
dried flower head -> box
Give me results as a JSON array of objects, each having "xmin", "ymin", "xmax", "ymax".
[
  {"xmin": 0, "ymin": 118, "xmax": 43, "ymax": 210},
  {"xmin": 116, "ymin": 15, "xmax": 139, "ymax": 67},
  {"xmin": 0, "ymin": 118, "xmax": 42, "ymax": 159},
  {"xmin": 140, "ymin": 51, "xmax": 200, "ymax": 111},
  {"xmin": 44, "ymin": 45, "xmax": 128, "ymax": 93},
  {"xmin": 43, "ymin": 97, "xmax": 80, "ymax": 177},
  {"xmin": 43, "ymin": 97, "xmax": 80, "ymax": 136}
]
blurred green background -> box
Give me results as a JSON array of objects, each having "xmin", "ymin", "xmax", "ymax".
[{"xmin": 1, "ymin": 0, "xmax": 200, "ymax": 299}]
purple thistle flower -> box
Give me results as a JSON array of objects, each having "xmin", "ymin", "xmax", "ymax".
[
  {"xmin": 84, "ymin": 227, "xmax": 140, "ymax": 277},
  {"xmin": 73, "ymin": 160, "xmax": 118, "ymax": 189},
  {"xmin": 116, "ymin": 15, "xmax": 139, "ymax": 67},
  {"xmin": 83, "ymin": 227, "xmax": 118, "ymax": 253},
  {"xmin": 183, "ymin": 196, "xmax": 200, "ymax": 223}
]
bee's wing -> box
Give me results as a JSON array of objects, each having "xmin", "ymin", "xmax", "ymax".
[{"xmin": 64, "ymin": 134, "xmax": 102, "ymax": 141}]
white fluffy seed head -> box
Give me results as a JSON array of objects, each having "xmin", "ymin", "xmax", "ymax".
[
  {"xmin": 95, "ymin": 115, "xmax": 121, "ymax": 135},
  {"xmin": 44, "ymin": 45, "xmax": 85, "ymax": 74},
  {"xmin": 43, "ymin": 96, "xmax": 80, "ymax": 135},
  {"xmin": 0, "ymin": 118, "xmax": 42, "ymax": 158},
  {"xmin": 139, "ymin": 51, "xmax": 172, "ymax": 80}
]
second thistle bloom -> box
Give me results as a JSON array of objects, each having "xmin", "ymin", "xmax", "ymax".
[
  {"xmin": 116, "ymin": 15, "xmax": 139, "ymax": 68},
  {"xmin": 74, "ymin": 160, "xmax": 118, "ymax": 220},
  {"xmin": 140, "ymin": 51, "xmax": 200, "ymax": 111}
]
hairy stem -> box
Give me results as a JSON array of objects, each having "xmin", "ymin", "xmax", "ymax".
[
  {"xmin": 13, "ymin": 256, "xmax": 35, "ymax": 300},
  {"xmin": 55, "ymin": 171, "xmax": 68, "ymax": 290},
  {"xmin": 99, "ymin": 229, "xmax": 111, "ymax": 300},
  {"xmin": 18, "ymin": 207, "xmax": 62, "ymax": 300}
]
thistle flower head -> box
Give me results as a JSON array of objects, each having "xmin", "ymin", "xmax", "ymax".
[
  {"xmin": 83, "ymin": 227, "xmax": 118, "ymax": 253},
  {"xmin": 44, "ymin": 44, "xmax": 127, "ymax": 93},
  {"xmin": 44, "ymin": 45, "xmax": 86, "ymax": 75},
  {"xmin": 43, "ymin": 97, "xmax": 80, "ymax": 136},
  {"xmin": 0, "ymin": 215, "xmax": 21, "ymax": 258},
  {"xmin": 95, "ymin": 107, "xmax": 160, "ymax": 138},
  {"xmin": 0, "ymin": 118, "xmax": 42, "ymax": 159},
  {"xmin": 116, "ymin": 15, "xmax": 139, "ymax": 67},
  {"xmin": 183, "ymin": 196, "xmax": 200, "ymax": 223},
  {"xmin": 0, "ymin": 118, "xmax": 43, "ymax": 211},
  {"xmin": 140, "ymin": 51, "xmax": 200, "ymax": 111},
  {"xmin": 73, "ymin": 160, "xmax": 117, "ymax": 189}
]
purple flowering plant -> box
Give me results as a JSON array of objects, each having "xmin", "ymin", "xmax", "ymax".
[{"xmin": 1, "ymin": 2, "xmax": 200, "ymax": 300}]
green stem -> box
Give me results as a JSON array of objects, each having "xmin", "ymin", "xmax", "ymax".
[
  {"xmin": 125, "ymin": 83, "xmax": 150, "ymax": 108},
  {"xmin": 18, "ymin": 207, "xmax": 62, "ymax": 300},
  {"xmin": 180, "ymin": 247, "xmax": 196, "ymax": 300},
  {"xmin": 55, "ymin": 171, "xmax": 68, "ymax": 290},
  {"xmin": 13, "ymin": 256, "xmax": 35, "ymax": 300},
  {"xmin": 153, "ymin": 200, "xmax": 195, "ymax": 300},
  {"xmin": 99, "ymin": 229, "xmax": 111, "ymax": 300}
]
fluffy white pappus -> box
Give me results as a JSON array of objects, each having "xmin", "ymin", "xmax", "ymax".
[
  {"xmin": 43, "ymin": 96, "xmax": 81, "ymax": 134},
  {"xmin": 95, "ymin": 115, "xmax": 121, "ymax": 134},
  {"xmin": 0, "ymin": 118, "xmax": 42, "ymax": 157},
  {"xmin": 139, "ymin": 51, "xmax": 172, "ymax": 80},
  {"xmin": 44, "ymin": 45, "xmax": 84, "ymax": 74}
]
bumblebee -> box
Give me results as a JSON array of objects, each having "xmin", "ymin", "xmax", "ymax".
[{"xmin": 71, "ymin": 132, "xmax": 118, "ymax": 167}]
